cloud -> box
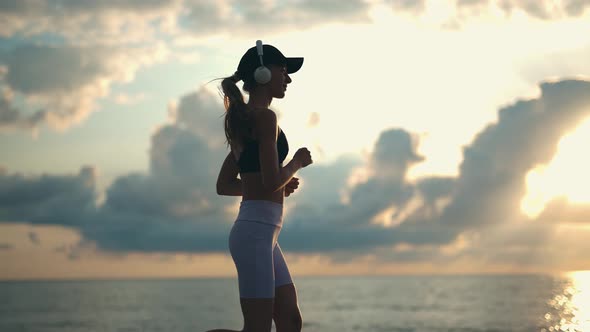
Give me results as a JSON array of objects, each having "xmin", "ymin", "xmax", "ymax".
[
  {"xmin": 389, "ymin": 0, "xmax": 427, "ymax": 13},
  {"xmin": 181, "ymin": 0, "xmax": 371, "ymax": 36},
  {"xmin": 0, "ymin": 166, "xmax": 97, "ymax": 227},
  {"xmin": 0, "ymin": 87, "xmax": 234, "ymax": 253},
  {"xmin": 278, "ymin": 128, "xmax": 431, "ymax": 253},
  {"xmin": 0, "ymin": 0, "xmax": 371, "ymax": 134},
  {"xmin": 279, "ymin": 79, "xmax": 590, "ymax": 263},
  {"xmin": 0, "ymin": 0, "xmax": 371, "ymax": 43},
  {"xmin": 290, "ymin": 154, "xmax": 362, "ymax": 208},
  {"xmin": 0, "ymin": 43, "xmax": 168, "ymax": 132},
  {"xmin": 536, "ymin": 196, "xmax": 590, "ymax": 224},
  {"xmin": 0, "ymin": 0, "xmax": 181, "ymax": 44},
  {"xmin": 0, "ymin": 86, "xmax": 42, "ymax": 131},
  {"xmin": 1, "ymin": 79, "xmax": 590, "ymax": 272},
  {"xmin": 79, "ymin": 88, "xmax": 233, "ymax": 252},
  {"xmin": 439, "ymin": 80, "xmax": 590, "ymax": 229},
  {"xmin": 456, "ymin": 0, "xmax": 590, "ymax": 19}
]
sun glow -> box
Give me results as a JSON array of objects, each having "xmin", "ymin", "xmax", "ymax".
[
  {"xmin": 521, "ymin": 117, "xmax": 590, "ymax": 218},
  {"xmin": 550, "ymin": 271, "xmax": 590, "ymax": 331}
]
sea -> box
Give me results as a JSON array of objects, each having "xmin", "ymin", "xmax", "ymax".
[{"xmin": 1, "ymin": 274, "xmax": 589, "ymax": 332}]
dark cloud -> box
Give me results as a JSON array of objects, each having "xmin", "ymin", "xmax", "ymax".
[
  {"xmin": 290, "ymin": 154, "xmax": 362, "ymax": 208},
  {"xmin": 280, "ymin": 79, "xmax": 590, "ymax": 261},
  {"xmin": 5, "ymin": 45, "xmax": 109, "ymax": 94},
  {"xmin": 279, "ymin": 128, "xmax": 427, "ymax": 253},
  {"xmin": 81, "ymin": 88, "xmax": 231, "ymax": 252},
  {"xmin": 81, "ymin": 88, "xmax": 360, "ymax": 253},
  {"xmin": 0, "ymin": 0, "xmax": 179, "ymax": 41},
  {"xmin": 374, "ymin": 80, "xmax": 590, "ymax": 262},
  {"xmin": 415, "ymin": 176, "xmax": 455, "ymax": 210},
  {"xmin": 0, "ymin": 0, "xmax": 176, "ymax": 15},
  {"xmin": 371, "ymin": 129, "xmax": 424, "ymax": 180},
  {"xmin": 439, "ymin": 80, "xmax": 590, "ymax": 229},
  {"xmin": 0, "ymin": 166, "xmax": 97, "ymax": 227},
  {"xmin": 0, "ymin": 43, "xmax": 166, "ymax": 131},
  {"xmin": 0, "ymin": 88, "xmax": 46, "ymax": 131},
  {"xmin": 0, "ymin": 0, "xmax": 371, "ymax": 41},
  {"xmin": 1, "ymin": 80, "xmax": 590, "ymax": 271},
  {"xmin": 0, "ymin": 87, "xmax": 234, "ymax": 253}
]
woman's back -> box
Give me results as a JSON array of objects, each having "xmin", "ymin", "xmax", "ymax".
[{"xmin": 233, "ymin": 109, "xmax": 287, "ymax": 204}]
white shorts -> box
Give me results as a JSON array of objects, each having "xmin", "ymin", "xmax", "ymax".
[{"xmin": 228, "ymin": 200, "xmax": 293, "ymax": 298}]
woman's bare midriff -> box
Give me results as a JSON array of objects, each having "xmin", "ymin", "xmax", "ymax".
[{"xmin": 240, "ymin": 172, "xmax": 285, "ymax": 205}]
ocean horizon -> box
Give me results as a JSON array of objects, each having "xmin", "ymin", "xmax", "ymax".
[{"xmin": 1, "ymin": 273, "xmax": 588, "ymax": 332}]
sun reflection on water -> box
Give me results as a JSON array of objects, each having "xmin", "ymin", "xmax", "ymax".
[{"xmin": 542, "ymin": 271, "xmax": 590, "ymax": 332}]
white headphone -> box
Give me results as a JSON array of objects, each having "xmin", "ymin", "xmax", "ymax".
[{"xmin": 253, "ymin": 40, "xmax": 272, "ymax": 84}]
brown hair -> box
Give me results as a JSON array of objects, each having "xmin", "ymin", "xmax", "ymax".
[{"xmin": 221, "ymin": 72, "xmax": 255, "ymax": 151}]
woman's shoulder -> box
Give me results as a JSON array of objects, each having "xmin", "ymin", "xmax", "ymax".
[
  {"xmin": 250, "ymin": 108, "xmax": 278, "ymax": 138},
  {"xmin": 250, "ymin": 107, "xmax": 276, "ymax": 122}
]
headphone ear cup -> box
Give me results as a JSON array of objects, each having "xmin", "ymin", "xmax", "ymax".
[{"xmin": 254, "ymin": 66, "xmax": 272, "ymax": 84}]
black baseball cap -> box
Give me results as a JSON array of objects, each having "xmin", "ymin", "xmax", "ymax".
[{"xmin": 237, "ymin": 43, "xmax": 303, "ymax": 81}]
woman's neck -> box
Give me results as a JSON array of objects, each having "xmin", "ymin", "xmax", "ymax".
[{"xmin": 247, "ymin": 89, "xmax": 272, "ymax": 109}]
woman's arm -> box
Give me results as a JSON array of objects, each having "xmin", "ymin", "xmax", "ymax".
[
  {"xmin": 216, "ymin": 151, "xmax": 243, "ymax": 196},
  {"xmin": 257, "ymin": 109, "xmax": 302, "ymax": 192}
]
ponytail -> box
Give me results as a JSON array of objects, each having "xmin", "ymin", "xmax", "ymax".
[{"xmin": 221, "ymin": 72, "xmax": 253, "ymax": 151}]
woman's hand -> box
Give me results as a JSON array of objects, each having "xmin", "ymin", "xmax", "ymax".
[
  {"xmin": 284, "ymin": 177, "xmax": 300, "ymax": 197},
  {"xmin": 294, "ymin": 147, "xmax": 313, "ymax": 169}
]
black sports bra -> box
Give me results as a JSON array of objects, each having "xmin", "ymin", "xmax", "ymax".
[{"xmin": 237, "ymin": 128, "xmax": 289, "ymax": 173}]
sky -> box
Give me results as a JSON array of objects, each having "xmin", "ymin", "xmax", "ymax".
[{"xmin": 1, "ymin": 0, "xmax": 590, "ymax": 280}]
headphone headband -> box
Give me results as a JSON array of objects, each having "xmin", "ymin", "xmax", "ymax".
[
  {"xmin": 256, "ymin": 40, "xmax": 265, "ymax": 66},
  {"xmin": 253, "ymin": 40, "xmax": 271, "ymax": 84}
]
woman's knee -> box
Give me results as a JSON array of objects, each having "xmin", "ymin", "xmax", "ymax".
[{"xmin": 293, "ymin": 310, "xmax": 303, "ymax": 331}]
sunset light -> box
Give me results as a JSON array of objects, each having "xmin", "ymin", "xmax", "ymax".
[{"xmin": 522, "ymin": 117, "xmax": 590, "ymax": 219}]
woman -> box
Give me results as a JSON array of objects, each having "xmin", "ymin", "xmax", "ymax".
[{"xmin": 210, "ymin": 41, "xmax": 312, "ymax": 332}]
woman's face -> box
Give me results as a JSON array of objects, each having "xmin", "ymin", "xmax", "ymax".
[{"xmin": 268, "ymin": 64, "xmax": 292, "ymax": 99}]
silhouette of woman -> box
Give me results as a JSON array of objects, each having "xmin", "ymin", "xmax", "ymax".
[{"xmin": 209, "ymin": 40, "xmax": 312, "ymax": 332}]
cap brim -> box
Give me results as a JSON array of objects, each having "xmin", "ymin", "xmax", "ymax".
[{"xmin": 286, "ymin": 57, "xmax": 304, "ymax": 74}]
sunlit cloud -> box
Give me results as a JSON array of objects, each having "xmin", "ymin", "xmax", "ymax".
[
  {"xmin": 0, "ymin": 43, "xmax": 168, "ymax": 132},
  {"xmin": 2, "ymin": 80, "xmax": 590, "ymax": 273},
  {"xmin": 2, "ymin": 1, "xmax": 590, "ymax": 279},
  {"xmin": 0, "ymin": 0, "xmax": 181, "ymax": 44},
  {"xmin": 522, "ymin": 117, "xmax": 590, "ymax": 218}
]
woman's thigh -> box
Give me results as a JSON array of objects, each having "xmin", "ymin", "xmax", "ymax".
[{"xmin": 229, "ymin": 220, "xmax": 280, "ymax": 298}]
